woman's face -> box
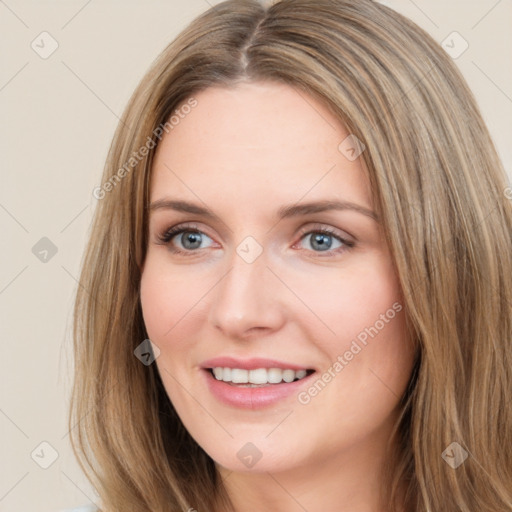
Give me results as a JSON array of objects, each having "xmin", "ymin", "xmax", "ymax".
[{"xmin": 140, "ymin": 81, "xmax": 415, "ymax": 476}]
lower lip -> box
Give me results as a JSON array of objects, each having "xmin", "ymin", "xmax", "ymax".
[{"xmin": 202, "ymin": 369, "xmax": 315, "ymax": 409}]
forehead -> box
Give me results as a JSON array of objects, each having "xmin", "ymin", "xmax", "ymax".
[{"xmin": 150, "ymin": 81, "xmax": 372, "ymax": 212}]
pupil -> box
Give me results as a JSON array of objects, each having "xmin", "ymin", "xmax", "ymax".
[
  {"xmin": 312, "ymin": 233, "xmax": 331, "ymax": 251},
  {"xmin": 183, "ymin": 232, "xmax": 201, "ymax": 249}
]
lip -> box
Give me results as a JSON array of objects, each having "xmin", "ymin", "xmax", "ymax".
[
  {"xmin": 200, "ymin": 356, "xmax": 312, "ymax": 372},
  {"xmin": 200, "ymin": 357, "xmax": 316, "ymax": 409}
]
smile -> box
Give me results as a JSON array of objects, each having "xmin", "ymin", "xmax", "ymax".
[{"xmin": 209, "ymin": 367, "xmax": 313, "ymax": 386}]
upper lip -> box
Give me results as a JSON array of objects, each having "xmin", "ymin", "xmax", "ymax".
[{"xmin": 200, "ymin": 356, "xmax": 314, "ymax": 371}]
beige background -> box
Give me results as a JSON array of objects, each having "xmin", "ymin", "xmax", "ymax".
[{"xmin": 0, "ymin": 1, "xmax": 510, "ymax": 511}]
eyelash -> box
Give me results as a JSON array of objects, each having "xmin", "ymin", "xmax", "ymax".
[{"xmin": 156, "ymin": 222, "xmax": 355, "ymax": 257}]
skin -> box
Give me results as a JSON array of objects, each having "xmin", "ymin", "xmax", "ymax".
[{"xmin": 140, "ymin": 81, "xmax": 416, "ymax": 512}]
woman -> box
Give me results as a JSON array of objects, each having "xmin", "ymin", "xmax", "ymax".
[{"xmin": 69, "ymin": 0, "xmax": 512, "ymax": 511}]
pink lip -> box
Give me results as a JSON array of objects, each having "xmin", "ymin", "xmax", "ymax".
[
  {"xmin": 200, "ymin": 356, "xmax": 311, "ymax": 371},
  {"xmin": 200, "ymin": 357, "xmax": 316, "ymax": 409},
  {"xmin": 203, "ymin": 371, "xmax": 314, "ymax": 409}
]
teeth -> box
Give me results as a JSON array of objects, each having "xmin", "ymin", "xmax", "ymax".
[
  {"xmin": 282, "ymin": 369, "xmax": 295, "ymax": 383},
  {"xmin": 249, "ymin": 368, "xmax": 268, "ymax": 384},
  {"xmin": 268, "ymin": 368, "xmax": 283, "ymax": 384},
  {"xmin": 231, "ymin": 368, "xmax": 248, "ymax": 383},
  {"xmin": 210, "ymin": 367, "xmax": 309, "ymax": 384}
]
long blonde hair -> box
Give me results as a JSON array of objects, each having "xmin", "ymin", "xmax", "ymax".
[{"xmin": 69, "ymin": 1, "xmax": 512, "ymax": 510}]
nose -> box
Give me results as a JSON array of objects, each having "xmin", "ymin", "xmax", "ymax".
[{"xmin": 207, "ymin": 246, "xmax": 286, "ymax": 340}]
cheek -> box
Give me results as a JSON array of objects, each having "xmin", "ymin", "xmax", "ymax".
[
  {"xmin": 140, "ymin": 268, "xmax": 169, "ymax": 340},
  {"xmin": 140, "ymin": 261, "xmax": 202, "ymax": 397},
  {"xmin": 298, "ymin": 254, "xmax": 413, "ymax": 397},
  {"xmin": 290, "ymin": 254, "xmax": 402, "ymax": 347},
  {"xmin": 139, "ymin": 256, "xmax": 207, "ymax": 341}
]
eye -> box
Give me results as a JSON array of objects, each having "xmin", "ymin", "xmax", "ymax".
[
  {"xmin": 295, "ymin": 226, "xmax": 354, "ymax": 255},
  {"xmin": 157, "ymin": 223, "xmax": 215, "ymax": 254}
]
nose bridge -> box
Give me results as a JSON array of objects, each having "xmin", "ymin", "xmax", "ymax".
[{"xmin": 208, "ymin": 241, "xmax": 283, "ymax": 337}]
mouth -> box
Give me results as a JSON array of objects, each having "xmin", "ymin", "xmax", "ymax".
[
  {"xmin": 206, "ymin": 367, "xmax": 316, "ymax": 387},
  {"xmin": 200, "ymin": 357, "xmax": 317, "ymax": 408}
]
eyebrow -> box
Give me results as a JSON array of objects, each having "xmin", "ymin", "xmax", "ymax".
[{"xmin": 149, "ymin": 198, "xmax": 379, "ymax": 222}]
